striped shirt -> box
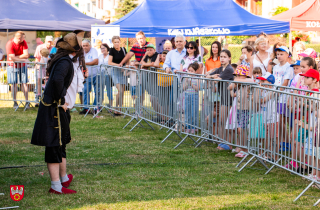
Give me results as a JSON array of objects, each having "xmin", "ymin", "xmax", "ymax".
[{"xmin": 130, "ymin": 42, "xmax": 150, "ymax": 62}]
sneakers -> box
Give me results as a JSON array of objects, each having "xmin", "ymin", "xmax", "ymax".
[
  {"xmin": 49, "ymin": 187, "xmax": 76, "ymax": 194},
  {"xmin": 61, "ymin": 174, "xmax": 73, "ymax": 188},
  {"xmin": 70, "ymin": 108, "xmax": 78, "ymax": 112},
  {"xmin": 79, "ymin": 109, "xmax": 89, "ymax": 115},
  {"xmin": 13, "ymin": 102, "xmax": 18, "ymax": 109}
]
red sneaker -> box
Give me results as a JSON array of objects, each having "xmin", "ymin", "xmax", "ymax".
[
  {"xmin": 49, "ymin": 187, "xmax": 77, "ymax": 194},
  {"xmin": 61, "ymin": 174, "xmax": 73, "ymax": 188}
]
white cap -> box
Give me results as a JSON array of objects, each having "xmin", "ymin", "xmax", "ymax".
[{"xmin": 45, "ymin": 35, "xmax": 53, "ymax": 42}]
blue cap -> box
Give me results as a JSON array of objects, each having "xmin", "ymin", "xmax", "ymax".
[
  {"xmin": 290, "ymin": 60, "xmax": 300, "ymax": 67},
  {"xmin": 256, "ymin": 72, "xmax": 275, "ymax": 84}
]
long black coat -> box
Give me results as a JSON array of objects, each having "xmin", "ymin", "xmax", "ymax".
[{"xmin": 31, "ymin": 56, "xmax": 74, "ymax": 147}]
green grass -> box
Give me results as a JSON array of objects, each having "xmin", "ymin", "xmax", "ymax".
[{"xmin": 0, "ymin": 107, "xmax": 319, "ymax": 209}]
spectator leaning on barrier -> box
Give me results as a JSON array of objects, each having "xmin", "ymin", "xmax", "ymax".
[
  {"xmin": 119, "ymin": 31, "xmax": 149, "ymax": 68},
  {"xmin": 108, "ymin": 35, "xmax": 128, "ymax": 115},
  {"xmin": 6, "ymin": 31, "xmax": 30, "ymax": 109},
  {"xmin": 98, "ymin": 43, "xmax": 113, "ymax": 108},
  {"xmin": 237, "ymin": 45, "xmax": 253, "ymax": 69},
  {"xmin": 205, "ymin": 41, "xmax": 221, "ymax": 73},
  {"xmin": 178, "ymin": 41, "xmax": 203, "ymax": 74},
  {"xmin": 34, "ymin": 36, "xmax": 53, "ymax": 62},
  {"xmin": 80, "ymin": 39, "xmax": 99, "ymax": 115},
  {"xmin": 164, "ymin": 34, "xmax": 187, "ymax": 73}
]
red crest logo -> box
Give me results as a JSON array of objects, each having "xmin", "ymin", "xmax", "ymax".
[{"xmin": 10, "ymin": 185, "xmax": 24, "ymax": 201}]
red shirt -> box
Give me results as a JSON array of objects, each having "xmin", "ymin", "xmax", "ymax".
[
  {"xmin": 6, "ymin": 38, "xmax": 28, "ymax": 67},
  {"xmin": 130, "ymin": 42, "xmax": 149, "ymax": 62}
]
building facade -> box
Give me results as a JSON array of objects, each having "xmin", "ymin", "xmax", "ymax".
[
  {"xmin": 68, "ymin": 0, "xmax": 143, "ymax": 23},
  {"xmin": 235, "ymin": 0, "xmax": 306, "ymax": 17}
]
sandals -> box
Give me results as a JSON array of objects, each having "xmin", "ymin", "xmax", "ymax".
[{"xmin": 235, "ymin": 151, "xmax": 248, "ymax": 158}]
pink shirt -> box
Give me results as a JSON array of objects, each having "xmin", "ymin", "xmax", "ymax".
[{"xmin": 34, "ymin": 43, "xmax": 52, "ymax": 61}]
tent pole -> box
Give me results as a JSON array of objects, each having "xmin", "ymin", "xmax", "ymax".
[
  {"xmin": 289, "ymin": 32, "xmax": 292, "ymax": 52},
  {"xmin": 199, "ymin": 36, "xmax": 203, "ymax": 74},
  {"xmin": 126, "ymin": 38, "xmax": 129, "ymax": 51},
  {"xmin": 6, "ymin": 29, "xmax": 8, "ymax": 43}
]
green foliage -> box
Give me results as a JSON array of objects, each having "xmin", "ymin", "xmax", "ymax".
[
  {"xmin": 115, "ymin": 0, "xmax": 138, "ymax": 20},
  {"xmin": 272, "ymin": 6, "xmax": 289, "ymax": 16},
  {"xmin": 306, "ymin": 44, "xmax": 320, "ymax": 53},
  {"xmin": 36, "ymin": 31, "xmax": 54, "ymax": 38},
  {"xmin": 256, "ymin": 0, "xmax": 262, "ymax": 6}
]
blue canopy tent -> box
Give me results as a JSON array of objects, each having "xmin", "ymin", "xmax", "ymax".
[
  {"xmin": 0, "ymin": 0, "xmax": 105, "ymax": 31},
  {"xmin": 111, "ymin": 0, "xmax": 290, "ymax": 37}
]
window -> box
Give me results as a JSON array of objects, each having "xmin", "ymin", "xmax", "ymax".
[
  {"xmin": 245, "ymin": 1, "xmax": 248, "ymax": 9},
  {"xmin": 87, "ymin": 3, "xmax": 90, "ymax": 12}
]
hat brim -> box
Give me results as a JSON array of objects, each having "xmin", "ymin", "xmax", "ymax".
[
  {"xmin": 256, "ymin": 76, "xmax": 267, "ymax": 80},
  {"xmin": 275, "ymin": 48, "xmax": 289, "ymax": 54},
  {"xmin": 298, "ymin": 53, "xmax": 317, "ymax": 58}
]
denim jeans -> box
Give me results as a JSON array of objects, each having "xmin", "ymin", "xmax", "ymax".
[
  {"xmin": 103, "ymin": 75, "xmax": 113, "ymax": 102},
  {"xmin": 184, "ymin": 93, "xmax": 199, "ymax": 129},
  {"xmin": 83, "ymin": 75, "xmax": 101, "ymax": 109}
]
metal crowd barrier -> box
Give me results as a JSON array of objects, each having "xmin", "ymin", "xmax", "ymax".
[
  {"xmin": 2, "ymin": 62, "xmax": 320, "ymax": 206},
  {"xmin": 0, "ymin": 61, "xmax": 47, "ymax": 111}
]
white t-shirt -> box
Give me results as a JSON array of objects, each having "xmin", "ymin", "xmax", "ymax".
[
  {"xmin": 98, "ymin": 54, "xmax": 109, "ymax": 65},
  {"xmin": 65, "ymin": 55, "xmax": 84, "ymax": 109},
  {"xmin": 199, "ymin": 46, "xmax": 205, "ymax": 58},
  {"xmin": 261, "ymin": 89, "xmax": 279, "ymax": 123},
  {"xmin": 84, "ymin": 47, "xmax": 99, "ymax": 77},
  {"xmin": 273, "ymin": 62, "xmax": 293, "ymax": 103}
]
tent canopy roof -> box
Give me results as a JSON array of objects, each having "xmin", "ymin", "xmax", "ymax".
[
  {"xmin": 111, "ymin": 0, "xmax": 289, "ymax": 37},
  {"xmin": 0, "ymin": 0, "xmax": 105, "ymax": 31},
  {"xmin": 272, "ymin": 0, "xmax": 320, "ymax": 31}
]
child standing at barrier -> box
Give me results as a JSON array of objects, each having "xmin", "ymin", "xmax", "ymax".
[
  {"xmin": 228, "ymin": 65, "xmax": 252, "ymax": 156},
  {"xmin": 183, "ymin": 63, "xmax": 200, "ymax": 134},
  {"xmin": 295, "ymin": 69, "xmax": 320, "ymax": 178},
  {"xmin": 252, "ymin": 67, "xmax": 263, "ymax": 83},
  {"xmin": 289, "ymin": 57, "xmax": 315, "ymax": 170},
  {"xmin": 256, "ymin": 72, "xmax": 278, "ymax": 162},
  {"xmin": 273, "ymin": 46, "xmax": 294, "ymax": 149}
]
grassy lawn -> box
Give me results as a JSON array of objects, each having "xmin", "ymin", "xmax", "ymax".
[{"xmin": 0, "ymin": 107, "xmax": 320, "ymax": 209}]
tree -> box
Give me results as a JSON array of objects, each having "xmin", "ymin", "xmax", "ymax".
[
  {"xmin": 115, "ymin": 0, "xmax": 138, "ymax": 20},
  {"xmin": 272, "ymin": 6, "xmax": 289, "ymax": 16}
]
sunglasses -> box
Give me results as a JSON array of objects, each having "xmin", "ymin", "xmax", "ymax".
[{"xmin": 187, "ymin": 47, "xmax": 194, "ymax": 49}]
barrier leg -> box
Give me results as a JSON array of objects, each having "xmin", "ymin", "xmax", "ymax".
[
  {"xmin": 265, "ymin": 157, "xmax": 282, "ymax": 175},
  {"xmin": 174, "ymin": 135, "xmax": 190, "ymax": 149},
  {"xmin": 161, "ymin": 130, "xmax": 183, "ymax": 144},
  {"xmin": 123, "ymin": 117, "xmax": 138, "ymax": 129},
  {"xmin": 294, "ymin": 181, "xmax": 315, "ymax": 202},
  {"xmin": 238, "ymin": 155, "xmax": 255, "ymax": 172},
  {"xmin": 236, "ymin": 154, "xmax": 249, "ymax": 168}
]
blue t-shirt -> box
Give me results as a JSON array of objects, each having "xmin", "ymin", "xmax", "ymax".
[{"xmin": 49, "ymin": 47, "xmax": 57, "ymax": 57}]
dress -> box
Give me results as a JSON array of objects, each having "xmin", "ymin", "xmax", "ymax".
[
  {"xmin": 252, "ymin": 52, "xmax": 271, "ymax": 76},
  {"xmin": 31, "ymin": 56, "xmax": 74, "ymax": 147}
]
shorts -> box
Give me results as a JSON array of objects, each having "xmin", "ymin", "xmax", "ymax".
[
  {"xmin": 236, "ymin": 110, "xmax": 250, "ymax": 129},
  {"xmin": 305, "ymin": 136, "xmax": 315, "ymax": 156},
  {"xmin": 266, "ymin": 123, "xmax": 279, "ymax": 138},
  {"xmin": 45, "ymin": 144, "xmax": 66, "ymax": 163},
  {"xmin": 7, "ymin": 66, "xmax": 28, "ymax": 84},
  {"xmin": 111, "ymin": 67, "xmax": 127, "ymax": 85},
  {"xmin": 277, "ymin": 103, "xmax": 286, "ymax": 115},
  {"xmin": 130, "ymin": 86, "xmax": 142, "ymax": 96},
  {"xmin": 296, "ymin": 128, "xmax": 308, "ymax": 143}
]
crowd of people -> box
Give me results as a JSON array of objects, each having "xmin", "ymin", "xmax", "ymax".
[{"xmin": 6, "ymin": 30, "xmax": 320, "ymax": 181}]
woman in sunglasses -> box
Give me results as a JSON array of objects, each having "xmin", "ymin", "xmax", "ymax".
[{"xmin": 177, "ymin": 41, "xmax": 203, "ymax": 74}]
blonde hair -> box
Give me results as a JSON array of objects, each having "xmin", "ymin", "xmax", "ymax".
[
  {"xmin": 136, "ymin": 31, "xmax": 146, "ymax": 37},
  {"xmin": 292, "ymin": 41, "xmax": 306, "ymax": 61},
  {"xmin": 254, "ymin": 37, "xmax": 267, "ymax": 51},
  {"xmin": 40, "ymin": 48, "xmax": 50, "ymax": 57},
  {"xmin": 111, "ymin": 36, "xmax": 120, "ymax": 42},
  {"xmin": 164, "ymin": 40, "xmax": 172, "ymax": 47}
]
